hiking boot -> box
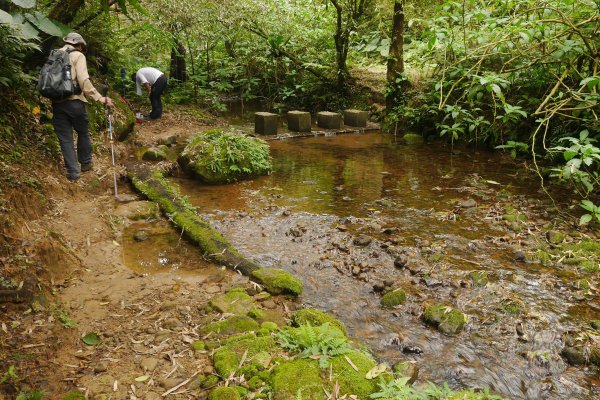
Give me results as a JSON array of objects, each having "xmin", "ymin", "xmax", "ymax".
[
  {"xmin": 81, "ymin": 163, "xmax": 93, "ymax": 172},
  {"xmin": 67, "ymin": 174, "xmax": 80, "ymax": 182}
]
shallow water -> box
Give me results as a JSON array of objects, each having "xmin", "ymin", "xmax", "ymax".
[{"xmin": 129, "ymin": 132, "xmax": 599, "ymax": 399}]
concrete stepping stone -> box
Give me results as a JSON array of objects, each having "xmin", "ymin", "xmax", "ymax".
[
  {"xmin": 344, "ymin": 109, "xmax": 369, "ymax": 127},
  {"xmin": 317, "ymin": 111, "xmax": 342, "ymax": 129},
  {"xmin": 255, "ymin": 112, "xmax": 278, "ymax": 135},
  {"xmin": 287, "ymin": 110, "xmax": 311, "ymax": 132}
]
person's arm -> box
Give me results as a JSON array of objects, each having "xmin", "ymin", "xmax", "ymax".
[
  {"xmin": 73, "ymin": 52, "xmax": 113, "ymax": 106},
  {"xmin": 144, "ymin": 82, "xmax": 151, "ymax": 95}
]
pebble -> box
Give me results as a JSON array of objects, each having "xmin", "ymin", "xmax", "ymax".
[
  {"xmin": 263, "ymin": 300, "xmax": 277, "ymax": 309},
  {"xmin": 134, "ymin": 230, "xmax": 150, "ymax": 242},
  {"xmin": 402, "ymin": 345, "xmax": 424, "ymax": 355},
  {"xmin": 394, "ymin": 255, "xmax": 408, "ymax": 269},
  {"xmin": 94, "ymin": 362, "xmax": 108, "ymax": 373},
  {"xmin": 353, "ymin": 235, "xmax": 373, "ymax": 246},
  {"xmin": 141, "ymin": 357, "xmax": 159, "ymax": 372},
  {"xmin": 159, "ymin": 378, "xmax": 184, "ymax": 389}
]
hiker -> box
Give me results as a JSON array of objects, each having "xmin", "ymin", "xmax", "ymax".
[
  {"xmin": 131, "ymin": 67, "xmax": 167, "ymax": 119},
  {"xmin": 50, "ymin": 32, "xmax": 114, "ymax": 182}
]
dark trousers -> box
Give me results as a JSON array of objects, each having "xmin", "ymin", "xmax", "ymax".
[
  {"xmin": 149, "ymin": 74, "xmax": 167, "ymax": 119},
  {"xmin": 52, "ymin": 100, "xmax": 91, "ymax": 180}
]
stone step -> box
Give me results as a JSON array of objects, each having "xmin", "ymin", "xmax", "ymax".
[
  {"xmin": 317, "ymin": 111, "xmax": 342, "ymax": 129},
  {"xmin": 287, "ymin": 111, "xmax": 311, "ymax": 132},
  {"xmin": 344, "ymin": 109, "xmax": 369, "ymax": 127},
  {"xmin": 255, "ymin": 112, "xmax": 278, "ymax": 135}
]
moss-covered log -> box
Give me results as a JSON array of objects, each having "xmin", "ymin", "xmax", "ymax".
[
  {"xmin": 127, "ymin": 164, "xmax": 302, "ymax": 296},
  {"xmin": 128, "ymin": 164, "xmax": 261, "ymax": 275}
]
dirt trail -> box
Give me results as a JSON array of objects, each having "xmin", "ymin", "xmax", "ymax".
[{"xmin": 0, "ymin": 110, "xmax": 270, "ymax": 399}]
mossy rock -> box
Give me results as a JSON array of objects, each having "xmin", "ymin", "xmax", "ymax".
[
  {"xmin": 292, "ymin": 308, "xmax": 346, "ymax": 335},
  {"xmin": 591, "ymin": 320, "xmax": 600, "ymax": 330},
  {"xmin": 271, "ymin": 358, "xmax": 324, "ymax": 400},
  {"xmin": 380, "ymin": 288, "xmax": 406, "ymax": 308},
  {"xmin": 546, "ymin": 230, "xmax": 565, "ymax": 244},
  {"xmin": 213, "ymin": 335, "xmax": 277, "ymax": 377},
  {"xmin": 330, "ymin": 350, "xmax": 378, "ymax": 398},
  {"xmin": 422, "ymin": 304, "xmax": 467, "ymax": 335},
  {"xmin": 200, "ymin": 374, "xmax": 220, "ymax": 389},
  {"xmin": 178, "ymin": 129, "xmax": 272, "ymax": 184},
  {"xmin": 112, "ymin": 93, "xmax": 136, "ymax": 141},
  {"xmin": 128, "ymin": 202, "xmax": 159, "ymax": 221},
  {"xmin": 468, "ymin": 271, "xmax": 489, "ymax": 287},
  {"xmin": 191, "ymin": 340, "xmax": 206, "ymax": 351},
  {"xmin": 202, "ymin": 315, "xmax": 259, "ymax": 337},
  {"xmin": 402, "ymin": 133, "xmax": 424, "ymax": 145},
  {"xmin": 261, "ymin": 321, "xmax": 278, "ymax": 332},
  {"xmin": 210, "ymin": 288, "xmax": 255, "ymax": 315},
  {"xmin": 502, "ymin": 213, "xmax": 527, "ymax": 223},
  {"xmin": 208, "ymin": 386, "xmax": 241, "ymax": 400},
  {"xmin": 142, "ymin": 146, "xmax": 168, "ymax": 161},
  {"xmin": 251, "ymin": 267, "xmax": 303, "ymax": 296}
]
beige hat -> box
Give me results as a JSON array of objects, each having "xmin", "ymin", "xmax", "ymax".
[{"xmin": 63, "ymin": 32, "xmax": 87, "ymax": 47}]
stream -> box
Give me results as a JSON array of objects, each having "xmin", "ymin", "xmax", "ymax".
[{"xmin": 125, "ymin": 131, "xmax": 598, "ymax": 400}]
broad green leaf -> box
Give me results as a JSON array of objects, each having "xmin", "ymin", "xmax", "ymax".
[
  {"xmin": 25, "ymin": 12, "xmax": 63, "ymax": 37},
  {"xmin": 579, "ymin": 214, "xmax": 593, "ymax": 225},
  {"xmin": 581, "ymin": 200, "xmax": 594, "ymax": 211},
  {"xmin": 11, "ymin": 0, "xmax": 35, "ymax": 9},
  {"xmin": 15, "ymin": 21, "xmax": 39, "ymax": 40},
  {"xmin": 82, "ymin": 332, "xmax": 102, "ymax": 346},
  {"xmin": 563, "ymin": 150, "xmax": 577, "ymax": 161},
  {"xmin": 0, "ymin": 9, "xmax": 13, "ymax": 24}
]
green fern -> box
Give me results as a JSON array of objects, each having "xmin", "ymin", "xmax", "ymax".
[{"xmin": 277, "ymin": 323, "xmax": 351, "ymax": 368}]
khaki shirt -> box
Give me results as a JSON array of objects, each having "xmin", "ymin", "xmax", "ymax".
[{"xmin": 61, "ymin": 45, "xmax": 102, "ymax": 103}]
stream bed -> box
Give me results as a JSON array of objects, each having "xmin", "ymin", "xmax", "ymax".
[{"xmin": 127, "ymin": 132, "xmax": 599, "ymax": 399}]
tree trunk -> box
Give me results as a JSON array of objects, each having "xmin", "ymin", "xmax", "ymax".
[
  {"xmin": 386, "ymin": 0, "xmax": 405, "ymax": 110},
  {"xmin": 169, "ymin": 38, "xmax": 187, "ymax": 82},
  {"xmin": 49, "ymin": 0, "xmax": 85, "ymax": 24},
  {"xmin": 331, "ymin": 0, "xmax": 349, "ymax": 91}
]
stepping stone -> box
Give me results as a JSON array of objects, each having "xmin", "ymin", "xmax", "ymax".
[
  {"xmin": 255, "ymin": 112, "xmax": 278, "ymax": 135},
  {"xmin": 287, "ymin": 111, "xmax": 311, "ymax": 132},
  {"xmin": 317, "ymin": 111, "xmax": 342, "ymax": 129},
  {"xmin": 344, "ymin": 109, "xmax": 369, "ymax": 127}
]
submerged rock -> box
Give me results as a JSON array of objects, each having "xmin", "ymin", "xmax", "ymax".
[
  {"xmin": 402, "ymin": 133, "xmax": 424, "ymax": 145},
  {"xmin": 380, "ymin": 288, "xmax": 407, "ymax": 308},
  {"xmin": 142, "ymin": 146, "xmax": 168, "ymax": 161},
  {"xmin": 422, "ymin": 304, "xmax": 468, "ymax": 335},
  {"xmin": 468, "ymin": 270, "xmax": 489, "ymax": 287}
]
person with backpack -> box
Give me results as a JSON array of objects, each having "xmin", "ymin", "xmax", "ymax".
[
  {"xmin": 41, "ymin": 32, "xmax": 114, "ymax": 182},
  {"xmin": 131, "ymin": 67, "xmax": 167, "ymax": 119}
]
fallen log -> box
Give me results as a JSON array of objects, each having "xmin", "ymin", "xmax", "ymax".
[{"xmin": 127, "ymin": 164, "xmax": 303, "ymax": 296}]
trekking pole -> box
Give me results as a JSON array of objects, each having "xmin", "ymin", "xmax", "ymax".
[{"xmin": 106, "ymin": 104, "xmax": 118, "ymax": 198}]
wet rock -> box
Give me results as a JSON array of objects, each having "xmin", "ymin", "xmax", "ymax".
[
  {"xmin": 382, "ymin": 227, "xmax": 399, "ymax": 234},
  {"xmin": 251, "ymin": 267, "xmax": 303, "ymax": 296},
  {"xmin": 133, "ymin": 230, "xmax": 150, "ymax": 242},
  {"xmin": 262, "ymin": 299, "xmax": 277, "ymax": 310},
  {"xmin": 591, "ymin": 320, "xmax": 600, "ymax": 331},
  {"xmin": 94, "ymin": 362, "xmax": 108, "ymax": 373},
  {"xmin": 422, "ymin": 304, "xmax": 467, "ymax": 335},
  {"xmin": 353, "ymin": 235, "xmax": 372, "ymax": 247},
  {"xmin": 373, "ymin": 282, "xmax": 385, "ymax": 293},
  {"xmin": 401, "ymin": 345, "xmax": 423, "ymax": 355},
  {"xmin": 381, "ymin": 288, "xmax": 406, "ymax": 308},
  {"xmin": 142, "ymin": 146, "xmax": 168, "ymax": 161},
  {"xmin": 288, "ymin": 226, "xmax": 306, "ymax": 237},
  {"xmin": 158, "ymin": 135, "xmax": 177, "ymax": 146},
  {"xmin": 402, "ymin": 133, "xmax": 424, "ymax": 145},
  {"xmin": 561, "ymin": 347, "xmax": 587, "ymax": 365},
  {"xmin": 342, "ymin": 196, "xmax": 352, "ymax": 201},
  {"xmin": 420, "ymin": 276, "xmax": 442, "ymax": 287},
  {"xmin": 210, "ymin": 288, "xmax": 254, "ymax": 315},
  {"xmin": 546, "ymin": 230, "xmax": 565, "ymax": 244},
  {"xmin": 468, "ymin": 270, "xmax": 489, "ymax": 287},
  {"xmin": 513, "ymin": 250, "xmax": 526, "ymax": 262},
  {"xmin": 457, "ymin": 199, "xmax": 477, "ymax": 208},
  {"xmin": 394, "ymin": 255, "xmax": 408, "ymax": 269},
  {"xmin": 392, "ymin": 361, "xmax": 419, "ymax": 384},
  {"xmin": 141, "ymin": 357, "xmax": 159, "ymax": 372},
  {"xmin": 205, "ymin": 284, "xmax": 221, "ymax": 294},
  {"xmin": 282, "ymin": 209, "xmax": 292, "ymax": 217}
]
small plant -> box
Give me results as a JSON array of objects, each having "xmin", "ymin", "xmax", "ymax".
[
  {"xmin": 1, "ymin": 365, "xmax": 19, "ymax": 384},
  {"xmin": 496, "ymin": 141, "xmax": 529, "ymax": 159},
  {"xmin": 276, "ymin": 323, "xmax": 351, "ymax": 368},
  {"xmin": 56, "ymin": 309, "xmax": 77, "ymax": 329}
]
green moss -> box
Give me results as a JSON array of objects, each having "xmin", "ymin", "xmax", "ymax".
[
  {"xmin": 380, "ymin": 288, "xmax": 407, "ymax": 308},
  {"xmin": 247, "ymin": 375, "xmax": 265, "ymax": 390},
  {"xmin": 574, "ymin": 279, "xmax": 591, "ymax": 290},
  {"xmin": 502, "ymin": 213, "xmax": 527, "ymax": 223},
  {"xmin": 330, "ymin": 350, "xmax": 378, "ymax": 398},
  {"xmin": 213, "ymin": 335, "xmax": 277, "ymax": 377},
  {"xmin": 141, "ymin": 147, "xmax": 168, "ymax": 161},
  {"xmin": 499, "ymin": 299, "xmax": 522, "ymax": 315},
  {"xmin": 248, "ymin": 309, "xmax": 265, "ymax": 320},
  {"xmin": 200, "ymin": 374, "xmax": 220, "ymax": 389},
  {"xmin": 580, "ymin": 260, "xmax": 600, "ymax": 272},
  {"xmin": 427, "ymin": 253, "xmax": 444, "ymax": 263},
  {"xmin": 251, "ymin": 268, "xmax": 303, "ymax": 296},
  {"xmin": 210, "ymin": 289, "xmax": 255, "ymax": 315},
  {"xmin": 261, "ymin": 321, "xmax": 278, "ymax": 332},
  {"xmin": 546, "ymin": 230, "xmax": 565, "ymax": 244},
  {"xmin": 468, "ymin": 271, "xmax": 489, "ymax": 287},
  {"xmin": 422, "ymin": 304, "xmax": 467, "ymax": 335},
  {"xmin": 61, "ymin": 391, "xmax": 85, "ymax": 400},
  {"xmin": 402, "ymin": 133, "xmax": 424, "ymax": 145},
  {"xmin": 591, "ymin": 320, "xmax": 600, "ymax": 330},
  {"xmin": 202, "ymin": 315, "xmax": 259, "ymax": 337},
  {"xmin": 178, "ymin": 129, "xmax": 272, "ymax": 184},
  {"xmin": 292, "ymin": 308, "xmax": 346, "ymax": 335},
  {"xmin": 271, "ymin": 359, "xmax": 324, "ymax": 400},
  {"xmin": 191, "ymin": 340, "xmax": 206, "ymax": 351},
  {"xmin": 208, "ymin": 386, "xmax": 241, "ymax": 400}
]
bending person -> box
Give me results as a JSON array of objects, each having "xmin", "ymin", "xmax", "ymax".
[{"xmin": 131, "ymin": 67, "xmax": 167, "ymax": 119}]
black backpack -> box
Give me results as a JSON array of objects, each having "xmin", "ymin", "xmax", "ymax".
[{"xmin": 38, "ymin": 48, "xmax": 82, "ymax": 100}]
